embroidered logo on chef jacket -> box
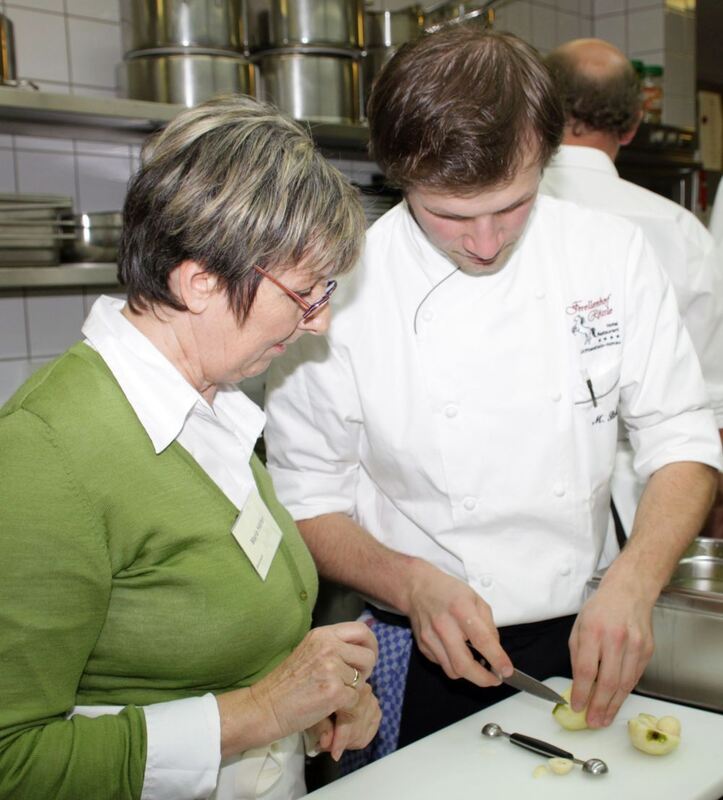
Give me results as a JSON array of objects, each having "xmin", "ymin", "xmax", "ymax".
[{"xmin": 566, "ymin": 295, "xmax": 621, "ymax": 355}]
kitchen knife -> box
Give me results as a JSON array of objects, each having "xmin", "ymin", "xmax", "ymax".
[
  {"xmin": 497, "ymin": 668, "xmax": 568, "ymax": 705},
  {"xmin": 473, "ymin": 646, "xmax": 568, "ymax": 704}
]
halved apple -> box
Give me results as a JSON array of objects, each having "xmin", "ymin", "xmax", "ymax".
[{"xmin": 628, "ymin": 713, "xmax": 681, "ymax": 756}]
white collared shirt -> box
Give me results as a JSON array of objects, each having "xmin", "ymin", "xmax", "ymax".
[
  {"xmin": 265, "ymin": 197, "xmax": 722, "ymax": 626},
  {"xmin": 540, "ymin": 145, "xmax": 723, "ymax": 531},
  {"xmin": 79, "ymin": 297, "xmax": 304, "ymax": 800}
]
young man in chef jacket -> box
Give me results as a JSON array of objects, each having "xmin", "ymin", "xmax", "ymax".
[
  {"xmin": 540, "ymin": 38, "xmax": 723, "ymax": 541},
  {"xmin": 264, "ymin": 25, "xmax": 723, "ymax": 756}
]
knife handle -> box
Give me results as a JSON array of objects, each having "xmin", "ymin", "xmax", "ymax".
[{"xmin": 509, "ymin": 733, "xmax": 573, "ymax": 761}]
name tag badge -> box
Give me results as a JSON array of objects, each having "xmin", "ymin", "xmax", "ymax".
[{"xmin": 231, "ymin": 490, "xmax": 282, "ymax": 580}]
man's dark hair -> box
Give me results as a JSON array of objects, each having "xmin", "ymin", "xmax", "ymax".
[
  {"xmin": 545, "ymin": 49, "xmax": 641, "ymax": 137},
  {"xmin": 367, "ymin": 24, "xmax": 564, "ymax": 192}
]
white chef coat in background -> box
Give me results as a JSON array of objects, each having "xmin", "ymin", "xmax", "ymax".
[
  {"xmin": 710, "ymin": 177, "xmax": 723, "ymax": 248},
  {"xmin": 541, "ymin": 145, "xmax": 723, "ymax": 533},
  {"xmin": 264, "ymin": 196, "xmax": 722, "ymax": 628}
]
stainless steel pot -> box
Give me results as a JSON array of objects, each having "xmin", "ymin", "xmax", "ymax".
[
  {"xmin": 363, "ymin": 8, "xmax": 423, "ymax": 109},
  {"xmin": 60, "ymin": 212, "xmax": 122, "ymax": 263},
  {"xmin": 248, "ymin": 0, "xmax": 365, "ymax": 52},
  {"xmin": 119, "ymin": 49, "xmax": 256, "ymax": 106},
  {"xmin": 257, "ymin": 48, "xmax": 361, "ymax": 124},
  {"xmin": 0, "ymin": 13, "xmax": 16, "ymax": 83},
  {"xmin": 120, "ymin": 0, "xmax": 248, "ymax": 54},
  {"xmin": 423, "ymin": 1, "xmax": 493, "ymax": 32},
  {"xmin": 365, "ymin": 7, "xmax": 423, "ymax": 48},
  {"xmin": 586, "ymin": 537, "xmax": 723, "ymax": 712}
]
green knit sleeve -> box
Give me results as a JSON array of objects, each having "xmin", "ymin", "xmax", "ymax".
[{"xmin": 0, "ymin": 408, "xmax": 146, "ymax": 800}]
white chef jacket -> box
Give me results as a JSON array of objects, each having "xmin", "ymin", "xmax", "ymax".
[
  {"xmin": 540, "ymin": 145, "xmax": 723, "ymax": 532},
  {"xmin": 264, "ymin": 196, "xmax": 722, "ymax": 627},
  {"xmin": 710, "ymin": 178, "xmax": 723, "ymax": 247},
  {"xmin": 76, "ymin": 296, "xmax": 305, "ymax": 800}
]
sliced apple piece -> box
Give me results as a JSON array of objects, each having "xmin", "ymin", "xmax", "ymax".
[{"xmin": 548, "ymin": 757, "xmax": 574, "ymax": 775}]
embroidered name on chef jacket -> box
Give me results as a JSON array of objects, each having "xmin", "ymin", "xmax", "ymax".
[{"xmin": 231, "ymin": 490, "xmax": 282, "ymax": 580}]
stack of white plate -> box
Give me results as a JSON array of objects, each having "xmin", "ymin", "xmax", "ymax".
[
  {"xmin": 0, "ymin": 194, "xmax": 73, "ymax": 267},
  {"xmin": 117, "ymin": 0, "xmax": 256, "ymax": 107}
]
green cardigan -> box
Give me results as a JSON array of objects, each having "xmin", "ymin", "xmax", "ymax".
[{"xmin": 0, "ymin": 343, "xmax": 318, "ymax": 800}]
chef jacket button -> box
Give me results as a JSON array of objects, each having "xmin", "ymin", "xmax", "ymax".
[
  {"xmin": 534, "ymin": 288, "xmax": 546, "ymax": 299},
  {"xmin": 422, "ymin": 309, "xmax": 434, "ymax": 322},
  {"xmin": 559, "ymin": 565, "xmax": 572, "ymax": 576},
  {"xmin": 551, "ymin": 391, "xmax": 561, "ymax": 402},
  {"xmin": 444, "ymin": 404, "xmax": 459, "ymax": 418},
  {"xmin": 463, "ymin": 496, "xmax": 477, "ymax": 511},
  {"xmin": 553, "ymin": 483, "xmax": 566, "ymax": 497},
  {"xmin": 299, "ymin": 590, "xmax": 308, "ymax": 601},
  {"xmin": 480, "ymin": 575, "xmax": 493, "ymax": 588}
]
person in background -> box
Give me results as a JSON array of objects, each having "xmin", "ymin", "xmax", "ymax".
[
  {"xmin": 0, "ymin": 96, "xmax": 380, "ymax": 800},
  {"xmin": 263, "ymin": 25, "xmax": 722, "ymax": 763},
  {"xmin": 541, "ymin": 38, "xmax": 723, "ymax": 539},
  {"xmin": 710, "ymin": 177, "xmax": 723, "ymax": 248}
]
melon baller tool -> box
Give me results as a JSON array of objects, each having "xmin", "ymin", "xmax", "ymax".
[{"xmin": 481, "ymin": 722, "xmax": 609, "ymax": 775}]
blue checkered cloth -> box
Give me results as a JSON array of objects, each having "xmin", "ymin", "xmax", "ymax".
[{"xmin": 340, "ymin": 610, "xmax": 413, "ymax": 774}]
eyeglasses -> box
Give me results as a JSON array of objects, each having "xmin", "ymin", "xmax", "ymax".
[{"xmin": 254, "ymin": 265, "xmax": 337, "ymax": 321}]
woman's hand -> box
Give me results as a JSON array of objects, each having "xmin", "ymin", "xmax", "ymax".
[
  {"xmin": 307, "ymin": 682, "xmax": 381, "ymax": 761},
  {"xmin": 217, "ymin": 621, "xmax": 378, "ymax": 757}
]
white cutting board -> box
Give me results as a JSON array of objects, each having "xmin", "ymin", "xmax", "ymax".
[{"xmin": 305, "ymin": 677, "xmax": 723, "ymax": 800}]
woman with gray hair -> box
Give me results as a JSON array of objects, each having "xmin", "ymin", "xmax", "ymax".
[{"xmin": 0, "ymin": 95, "xmax": 378, "ymax": 800}]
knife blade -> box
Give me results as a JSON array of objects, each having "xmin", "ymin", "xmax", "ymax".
[{"xmin": 497, "ymin": 668, "xmax": 568, "ymax": 705}]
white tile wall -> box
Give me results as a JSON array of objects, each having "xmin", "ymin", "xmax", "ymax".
[
  {"xmin": 6, "ymin": 0, "xmax": 64, "ymax": 13},
  {"xmin": 7, "ymin": 6, "xmax": 70, "ymax": 84},
  {"xmin": 76, "ymin": 152, "xmax": 132, "ymax": 212},
  {"xmin": 0, "ymin": 286, "xmax": 119, "ymax": 405},
  {"xmin": 628, "ymin": 7, "xmax": 665, "ymax": 52},
  {"xmin": 3, "ymin": 1, "xmax": 122, "ymax": 92},
  {"xmin": 494, "ymin": 1, "xmax": 531, "ymax": 41},
  {"xmin": 557, "ymin": 11, "xmax": 582, "ymax": 42},
  {"xmin": 530, "ymin": 4, "xmax": 557, "ymax": 53},
  {"xmin": 0, "ymin": 358, "xmax": 51, "ymax": 405},
  {"xmin": 0, "ymin": 0, "xmax": 703, "ymax": 404},
  {"xmin": 594, "ymin": 13, "xmax": 627, "ymax": 51},
  {"xmin": 595, "ymin": 0, "xmax": 626, "ymax": 14},
  {"xmin": 0, "ymin": 293, "xmax": 28, "ymax": 358},
  {"xmin": 0, "ymin": 149, "xmax": 16, "ymax": 192},
  {"xmin": 15, "ymin": 149, "xmax": 77, "ymax": 205},
  {"xmin": 26, "ymin": 289, "xmax": 86, "ymax": 357},
  {"xmin": 628, "ymin": 0, "xmax": 661, "ymax": 9},
  {"xmin": 65, "ymin": 0, "xmax": 121, "ymax": 22},
  {"xmin": 68, "ymin": 17, "xmax": 122, "ymax": 88}
]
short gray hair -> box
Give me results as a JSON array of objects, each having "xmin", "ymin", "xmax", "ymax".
[{"xmin": 119, "ymin": 95, "xmax": 366, "ymax": 317}]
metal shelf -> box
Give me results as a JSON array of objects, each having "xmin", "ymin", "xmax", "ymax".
[
  {"xmin": 0, "ymin": 87, "xmax": 181, "ymax": 144},
  {"xmin": 0, "ymin": 263, "xmax": 120, "ymax": 289},
  {"xmin": 0, "ymin": 86, "xmax": 371, "ymax": 150},
  {"xmin": 0, "ymin": 89, "xmax": 371, "ymax": 288}
]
